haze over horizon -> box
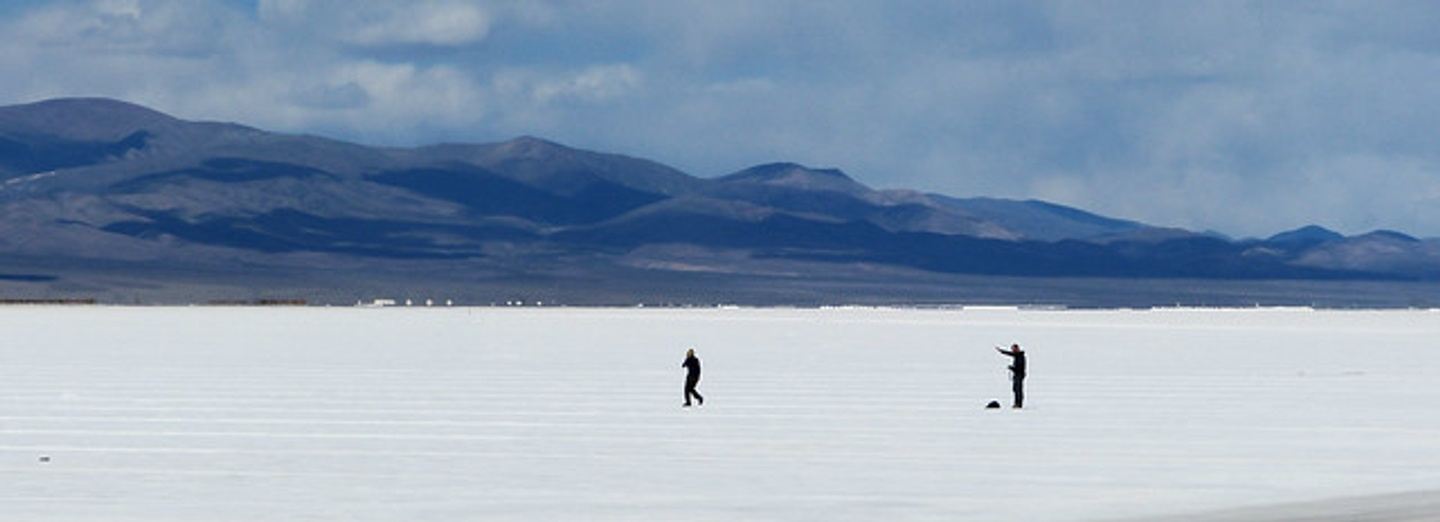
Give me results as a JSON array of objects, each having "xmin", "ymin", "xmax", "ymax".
[{"xmin": 3, "ymin": 1, "xmax": 1439, "ymax": 238}]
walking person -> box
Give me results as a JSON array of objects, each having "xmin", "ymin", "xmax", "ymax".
[
  {"xmin": 682, "ymin": 348, "xmax": 704, "ymax": 407},
  {"xmin": 996, "ymin": 344, "xmax": 1026, "ymax": 408}
]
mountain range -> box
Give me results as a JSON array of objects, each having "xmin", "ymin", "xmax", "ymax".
[{"xmin": 0, "ymin": 98, "xmax": 1436, "ymax": 306}]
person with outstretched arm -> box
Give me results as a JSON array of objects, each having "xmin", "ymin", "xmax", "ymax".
[
  {"xmin": 997, "ymin": 344, "xmax": 1026, "ymax": 408},
  {"xmin": 682, "ymin": 348, "xmax": 704, "ymax": 407}
]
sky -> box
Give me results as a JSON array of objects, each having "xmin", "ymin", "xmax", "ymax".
[{"xmin": 2, "ymin": 0, "xmax": 1439, "ymax": 238}]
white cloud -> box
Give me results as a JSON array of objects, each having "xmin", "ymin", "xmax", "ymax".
[
  {"xmin": 95, "ymin": 0, "xmax": 140, "ymax": 19},
  {"xmin": 332, "ymin": 61, "xmax": 484, "ymax": 122},
  {"xmin": 529, "ymin": 64, "xmax": 641, "ymax": 104},
  {"xmin": 258, "ymin": 0, "xmax": 491, "ymax": 47},
  {"xmin": 12, "ymin": 0, "xmax": 239, "ymax": 56}
]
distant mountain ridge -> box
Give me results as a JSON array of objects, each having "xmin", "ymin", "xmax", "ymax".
[{"xmin": 0, "ymin": 97, "xmax": 1436, "ymax": 304}]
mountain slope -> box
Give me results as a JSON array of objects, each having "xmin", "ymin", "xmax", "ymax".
[
  {"xmin": 411, "ymin": 136, "xmax": 702, "ymax": 197},
  {"xmin": 0, "ymin": 97, "xmax": 1433, "ymax": 306}
]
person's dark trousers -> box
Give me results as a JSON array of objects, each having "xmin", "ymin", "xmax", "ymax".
[
  {"xmin": 1012, "ymin": 377, "xmax": 1024, "ymax": 408},
  {"xmin": 685, "ymin": 376, "xmax": 703, "ymax": 406}
]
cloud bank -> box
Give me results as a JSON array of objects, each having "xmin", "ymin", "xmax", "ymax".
[{"xmin": 3, "ymin": 0, "xmax": 1439, "ymax": 237}]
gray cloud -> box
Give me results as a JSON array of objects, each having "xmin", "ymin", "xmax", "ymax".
[{"xmin": 3, "ymin": 0, "xmax": 1439, "ymax": 237}]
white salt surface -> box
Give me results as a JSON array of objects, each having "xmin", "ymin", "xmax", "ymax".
[{"xmin": 1, "ymin": 307, "xmax": 1438, "ymax": 521}]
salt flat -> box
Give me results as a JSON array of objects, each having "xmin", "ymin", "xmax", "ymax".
[{"xmin": 1, "ymin": 306, "xmax": 1437, "ymax": 521}]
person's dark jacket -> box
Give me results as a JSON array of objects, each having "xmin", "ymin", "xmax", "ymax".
[
  {"xmin": 683, "ymin": 355, "xmax": 701, "ymax": 380},
  {"xmin": 1000, "ymin": 350, "xmax": 1026, "ymax": 378}
]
